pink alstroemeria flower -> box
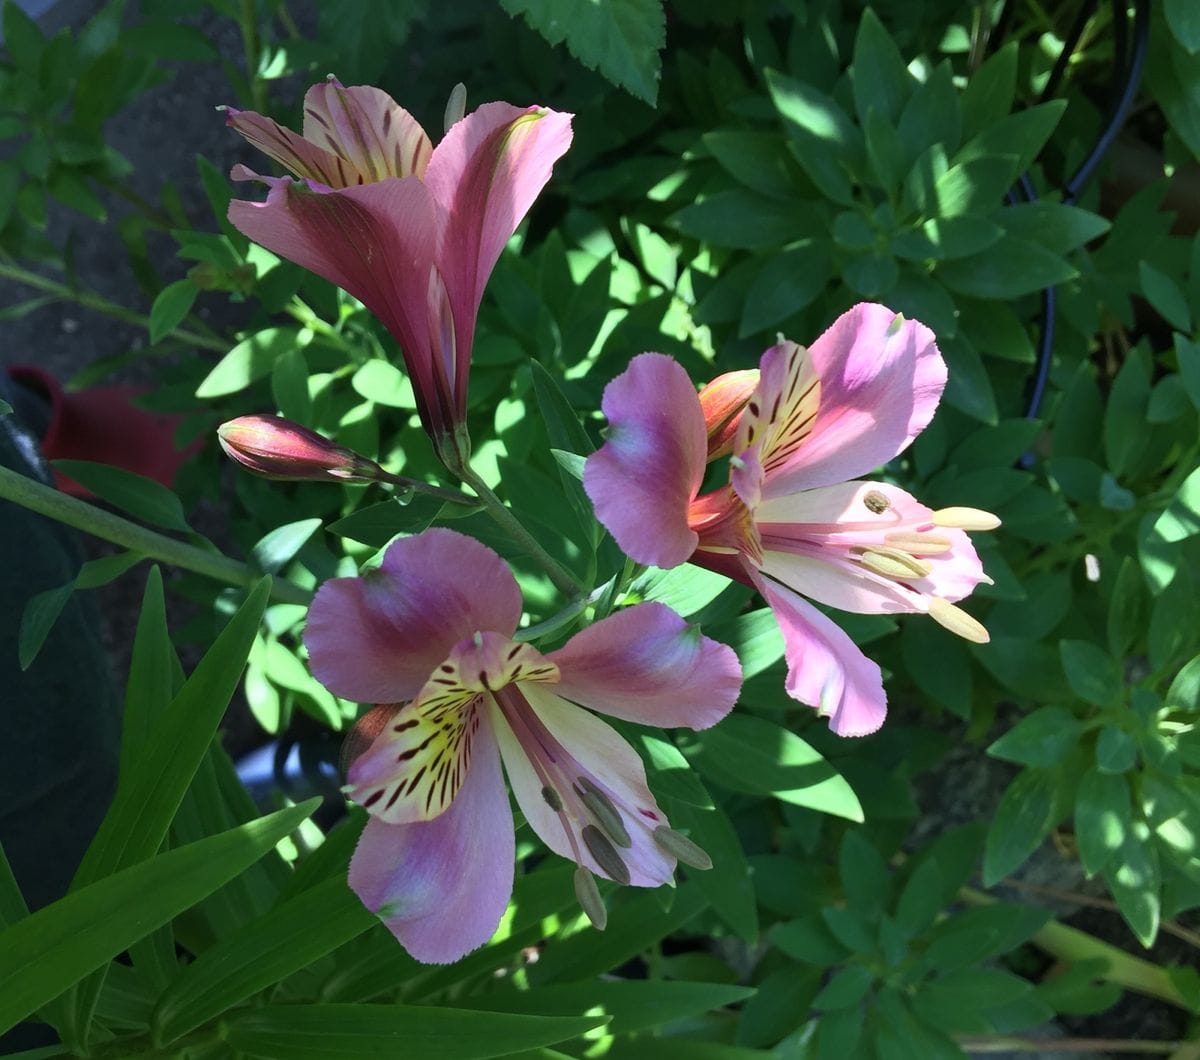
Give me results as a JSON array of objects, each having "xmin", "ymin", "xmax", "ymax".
[
  {"xmin": 584, "ymin": 303, "xmax": 998, "ymax": 738},
  {"xmin": 305, "ymin": 528, "xmax": 741, "ymax": 963},
  {"xmin": 223, "ymin": 78, "xmax": 573, "ymax": 456}
]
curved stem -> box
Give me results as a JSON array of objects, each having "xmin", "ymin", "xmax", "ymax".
[
  {"xmin": 0, "ymin": 465, "xmax": 312, "ymax": 605},
  {"xmin": 958, "ymin": 1036, "xmax": 1184, "ymax": 1055},
  {"xmin": 454, "ymin": 463, "xmax": 583, "ymax": 599},
  {"xmin": 374, "ymin": 471, "xmax": 479, "ymax": 507},
  {"xmin": 0, "ymin": 263, "xmax": 229, "ymax": 353}
]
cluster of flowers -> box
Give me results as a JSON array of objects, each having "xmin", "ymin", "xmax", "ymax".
[{"xmin": 217, "ymin": 80, "xmax": 998, "ymax": 963}]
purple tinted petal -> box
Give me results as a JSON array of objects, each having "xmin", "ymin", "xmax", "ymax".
[
  {"xmin": 301, "ymin": 80, "xmax": 432, "ymax": 181},
  {"xmin": 425, "ymin": 103, "xmax": 573, "ymax": 411},
  {"xmin": 763, "ymin": 304, "xmax": 947, "ymax": 496},
  {"xmin": 490, "ymin": 689, "xmax": 675, "ymax": 887},
  {"xmin": 348, "ymin": 714, "xmax": 513, "ymax": 963},
  {"xmin": 584, "ymin": 354, "xmax": 707, "ymax": 568},
  {"xmin": 227, "ymin": 177, "xmax": 456, "ymax": 432},
  {"xmin": 305, "ymin": 529, "xmax": 522, "ymax": 704},
  {"xmin": 224, "ymin": 106, "xmax": 357, "ymax": 187},
  {"xmin": 549, "ymin": 602, "xmax": 741, "ymax": 730},
  {"xmin": 754, "ymin": 574, "xmax": 887, "ymax": 737}
]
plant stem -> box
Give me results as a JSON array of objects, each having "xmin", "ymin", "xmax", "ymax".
[
  {"xmin": 958, "ymin": 1036, "xmax": 1186, "ymax": 1054},
  {"xmin": 454, "ymin": 464, "xmax": 583, "ymax": 599},
  {"xmin": 237, "ymin": 0, "xmax": 268, "ymax": 113},
  {"xmin": 0, "ymin": 465, "xmax": 312, "ymax": 605},
  {"xmin": 0, "ymin": 264, "xmax": 228, "ymax": 353},
  {"xmin": 375, "ymin": 470, "xmax": 479, "ymax": 508},
  {"xmin": 959, "ymin": 886, "xmax": 1189, "ymax": 1009}
]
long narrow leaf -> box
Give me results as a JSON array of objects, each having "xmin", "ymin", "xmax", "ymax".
[
  {"xmin": 153, "ymin": 876, "xmax": 374, "ymax": 1045},
  {"xmin": 0, "ymin": 800, "xmax": 318, "ymax": 1037}
]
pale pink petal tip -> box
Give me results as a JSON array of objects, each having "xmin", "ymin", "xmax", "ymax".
[
  {"xmin": 584, "ymin": 353, "xmax": 707, "ymax": 568},
  {"xmin": 550, "ymin": 602, "xmax": 741, "ymax": 730},
  {"xmin": 348, "ymin": 715, "xmax": 513, "ymax": 963}
]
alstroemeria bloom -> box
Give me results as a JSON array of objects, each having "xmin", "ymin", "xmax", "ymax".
[
  {"xmin": 585, "ymin": 303, "xmax": 997, "ymax": 738},
  {"xmin": 305, "ymin": 528, "xmax": 741, "ymax": 963},
  {"xmin": 223, "ymin": 78, "xmax": 573, "ymax": 455}
]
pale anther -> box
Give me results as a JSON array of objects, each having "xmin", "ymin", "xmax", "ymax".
[
  {"xmin": 653, "ymin": 826, "xmax": 713, "ymax": 871},
  {"xmin": 573, "ymin": 866, "xmax": 608, "ymax": 931},
  {"xmin": 884, "ymin": 531, "xmax": 953, "ymax": 555},
  {"xmin": 931, "ymin": 507, "xmax": 1001, "ymax": 531},
  {"xmin": 582, "ymin": 824, "xmax": 631, "ymax": 885},
  {"xmin": 443, "ymin": 82, "xmax": 467, "ymax": 135},
  {"xmin": 928, "ymin": 597, "xmax": 990, "ymax": 643},
  {"xmin": 541, "ymin": 785, "xmax": 563, "ymax": 812},
  {"xmin": 856, "ymin": 547, "xmax": 933, "ymax": 580},
  {"xmin": 576, "ymin": 777, "xmax": 632, "ymax": 848}
]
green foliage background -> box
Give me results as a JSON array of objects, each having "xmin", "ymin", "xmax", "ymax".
[{"xmin": 2, "ymin": 0, "xmax": 1200, "ymax": 1056}]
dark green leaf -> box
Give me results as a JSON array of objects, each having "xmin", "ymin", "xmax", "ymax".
[
  {"xmin": 1075, "ymin": 768, "xmax": 1130, "ymax": 876},
  {"xmin": 1104, "ymin": 827, "xmax": 1161, "ymax": 946},
  {"xmin": 17, "ymin": 583, "xmax": 75, "ymax": 672},
  {"xmin": 771, "ymin": 915, "xmax": 850, "ymax": 966},
  {"xmin": 812, "ymin": 966, "xmax": 874, "ymax": 1011},
  {"xmin": 1167, "ymin": 0, "xmax": 1200, "ymax": 52},
  {"xmin": 1059, "ymin": 640, "xmax": 1123, "ymax": 708},
  {"xmin": 1095, "ymin": 726, "xmax": 1138, "ymax": 775},
  {"xmin": 1139, "ymin": 261, "xmax": 1191, "ymax": 332},
  {"xmin": 327, "ymin": 495, "xmax": 447, "ymax": 547},
  {"xmin": 838, "ymin": 831, "xmax": 891, "ymax": 911},
  {"xmin": 916, "ymin": 969, "xmax": 1032, "ymax": 1012},
  {"xmin": 1165, "ymin": 653, "xmax": 1200, "ymax": 712},
  {"xmin": 529, "ymin": 360, "xmax": 593, "ymax": 456},
  {"xmin": 672, "ymin": 189, "xmax": 813, "ymax": 249},
  {"xmin": 739, "ymin": 240, "xmax": 830, "ymax": 335},
  {"xmin": 988, "ymin": 707, "xmax": 1082, "ymax": 768},
  {"xmin": 851, "ymin": 9, "xmax": 910, "ymax": 125},
  {"xmin": 500, "ymin": 0, "xmax": 665, "ymax": 104},
  {"xmin": 669, "ymin": 800, "xmax": 757, "ymax": 942},
  {"xmin": 998, "ymin": 202, "xmax": 1109, "ymax": 253},
  {"xmin": 736, "ymin": 965, "xmax": 819, "ymax": 1047},
  {"xmin": 0, "ymin": 802, "xmax": 316, "ymax": 1038},
  {"xmin": 1107, "ymin": 557, "xmax": 1144, "ymax": 658},
  {"xmin": 148, "ymin": 279, "xmax": 198, "ymax": 344},
  {"xmin": 1152, "ymin": 466, "xmax": 1200, "ymax": 543},
  {"xmin": 152, "ymin": 875, "xmax": 374, "ymax": 1045},
  {"xmin": 688, "ymin": 715, "xmax": 863, "ymax": 822},
  {"xmin": 983, "ymin": 769, "xmax": 1059, "ymax": 885},
  {"xmin": 932, "ymin": 155, "xmax": 1018, "ymax": 216},
  {"xmin": 957, "ymin": 101, "xmax": 1066, "ymax": 176},
  {"xmin": 939, "ymin": 235, "xmax": 1076, "ymax": 299},
  {"xmin": 1103, "ymin": 349, "xmax": 1152, "ymax": 478},
  {"xmin": 52, "ymin": 461, "xmax": 191, "ymax": 532}
]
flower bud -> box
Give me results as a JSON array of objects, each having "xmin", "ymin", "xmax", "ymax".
[
  {"xmin": 698, "ymin": 369, "xmax": 759, "ymax": 460},
  {"xmin": 217, "ymin": 414, "xmax": 385, "ymax": 483}
]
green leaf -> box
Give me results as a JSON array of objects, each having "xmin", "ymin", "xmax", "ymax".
[
  {"xmin": 704, "ymin": 130, "xmax": 795, "ymax": 199},
  {"xmin": 1179, "ymin": 334, "xmax": 1200, "ymax": 411},
  {"xmin": 148, "ymin": 279, "xmax": 198, "ymax": 344},
  {"xmin": 772, "ymin": 915, "xmax": 850, "ymax": 966},
  {"xmin": 916, "ymin": 969, "xmax": 1032, "ymax": 1013},
  {"xmin": 987, "ymin": 707, "xmax": 1082, "ymax": 768},
  {"xmin": 351, "ymin": 360, "xmax": 415, "ymax": 409},
  {"xmin": 17, "ymin": 583, "xmax": 76, "ymax": 672},
  {"xmin": 932, "ymin": 155, "xmax": 1018, "ymax": 216},
  {"xmin": 812, "ymin": 966, "xmax": 874, "ymax": 1011},
  {"xmin": 1153, "ymin": 466, "xmax": 1200, "ymax": 543},
  {"xmin": 1075, "ymin": 768, "xmax": 1130, "ymax": 876},
  {"xmin": 227, "ymin": 1003, "xmax": 606, "ymax": 1060},
  {"xmin": 960, "ymin": 43, "xmax": 1017, "ymax": 138},
  {"xmin": 1104, "ymin": 825, "xmax": 1161, "ymax": 946},
  {"xmin": 838, "ymin": 831, "xmax": 891, "ymax": 910},
  {"xmin": 0, "ymin": 839, "xmax": 29, "ymax": 931},
  {"xmin": 3, "ymin": 2, "xmax": 44, "ymax": 73},
  {"xmin": 529, "ymin": 360, "xmax": 593, "ymax": 456},
  {"xmin": 0, "ymin": 398, "xmax": 12, "ymax": 417},
  {"xmin": 272, "ymin": 347, "xmax": 312, "ymax": 422},
  {"xmin": 891, "ymin": 215, "xmax": 1003, "ymax": 261},
  {"xmin": 196, "ymin": 327, "xmax": 301, "ymax": 398},
  {"xmin": 900, "ymin": 620, "xmax": 973, "ymax": 716},
  {"xmin": 1165, "ymin": 653, "xmax": 1200, "ymax": 712},
  {"xmin": 630, "ymin": 564, "xmax": 730, "ymax": 618},
  {"xmin": 52, "ymin": 461, "xmax": 191, "ymax": 532},
  {"xmin": 464, "ymin": 979, "xmax": 753, "ymax": 1038},
  {"xmin": 1167, "ymin": 0, "xmax": 1200, "ymax": 52},
  {"xmin": 739, "ymin": 240, "xmax": 830, "ymax": 335},
  {"xmin": 1139, "ymin": 261, "xmax": 1192, "ymax": 332},
  {"xmin": 118, "ymin": 566, "xmax": 177, "ymax": 778},
  {"xmin": 0, "ymin": 801, "xmax": 316, "ymax": 1038},
  {"xmin": 709, "ymin": 608, "xmax": 784, "ymax": 679},
  {"xmin": 499, "ymin": 0, "xmax": 664, "ymax": 104},
  {"xmin": 957, "ymin": 100, "xmax": 1066, "ymax": 177},
  {"xmin": 767, "ymin": 69, "xmax": 863, "ymax": 167},
  {"xmin": 1104, "ymin": 349, "xmax": 1152, "ymax": 478},
  {"xmin": 253, "ymin": 518, "xmax": 322, "ymax": 574},
  {"xmin": 894, "ymin": 858, "xmax": 945, "ymax": 938},
  {"xmin": 327, "ymin": 495, "xmax": 447, "ymax": 547},
  {"xmin": 1095, "ymin": 726, "xmax": 1138, "ymax": 775},
  {"xmin": 850, "ymin": 9, "xmax": 910, "ymax": 125},
  {"xmin": 1107, "ymin": 557, "xmax": 1145, "ymax": 658},
  {"xmin": 1059, "ymin": 640, "xmax": 1123, "ymax": 708},
  {"xmin": 673, "ymin": 189, "xmax": 813, "ymax": 249},
  {"xmin": 983, "ymin": 768, "xmax": 1059, "ymax": 885},
  {"xmin": 737, "ymin": 965, "xmax": 820, "ymax": 1048},
  {"xmin": 688, "ymin": 714, "xmax": 863, "ymax": 822},
  {"xmin": 669, "ymin": 800, "xmax": 757, "ymax": 942},
  {"xmin": 152, "ymin": 875, "xmax": 374, "ymax": 1045},
  {"xmin": 997, "ymin": 202, "xmax": 1110, "ymax": 253},
  {"xmin": 939, "ymin": 235, "xmax": 1076, "ymax": 299}
]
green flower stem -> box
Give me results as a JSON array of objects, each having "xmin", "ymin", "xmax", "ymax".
[
  {"xmin": 957, "ymin": 1036, "xmax": 1185, "ymax": 1054},
  {"xmin": 0, "ymin": 263, "xmax": 228, "ymax": 353},
  {"xmin": 0, "ymin": 465, "xmax": 312, "ymax": 605},
  {"xmin": 237, "ymin": 0, "xmax": 268, "ymax": 113},
  {"xmin": 374, "ymin": 470, "xmax": 479, "ymax": 507},
  {"xmin": 454, "ymin": 463, "xmax": 583, "ymax": 600},
  {"xmin": 959, "ymin": 886, "xmax": 1189, "ymax": 1009}
]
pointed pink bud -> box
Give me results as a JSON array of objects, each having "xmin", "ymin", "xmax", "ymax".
[
  {"xmin": 217, "ymin": 414, "xmax": 385, "ymax": 482},
  {"xmin": 698, "ymin": 369, "xmax": 759, "ymax": 460}
]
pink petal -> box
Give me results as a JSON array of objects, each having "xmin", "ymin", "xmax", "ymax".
[
  {"xmin": 584, "ymin": 354, "xmax": 707, "ymax": 568},
  {"xmin": 762, "ymin": 304, "xmax": 947, "ymax": 497},
  {"xmin": 424, "ymin": 102, "xmax": 573, "ymax": 411},
  {"xmin": 304, "ymin": 529, "xmax": 522, "ymax": 704},
  {"xmin": 224, "ymin": 106, "xmax": 358, "ymax": 188},
  {"xmin": 301, "ymin": 80, "xmax": 432, "ymax": 181},
  {"xmin": 227, "ymin": 176, "xmax": 455, "ymax": 433},
  {"xmin": 756, "ymin": 481, "xmax": 990, "ymax": 613},
  {"xmin": 489, "ymin": 688, "xmax": 676, "ymax": 887},
  {"xmin": 549, "ymin": 602, "xmax": 741, "ymax": 730},
  {"xmin": 754, "ymin": 574, "xmax": 887, "ymax": 737},
  {"xmin": 348, "ymin": 713, "xmax": 513, "ymax": 963}
]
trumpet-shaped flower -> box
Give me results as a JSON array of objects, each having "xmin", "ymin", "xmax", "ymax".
[
  {"xmin": 305, "ymin": 528, "xmax": 741, "ymax": 963},
  {"xmin": 223, "ymin": 78, "xmax": 573, "ymax": 455},
  {"xmin": 585, "ymin": 303, "xmax": 997, "ymax": 738}
]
